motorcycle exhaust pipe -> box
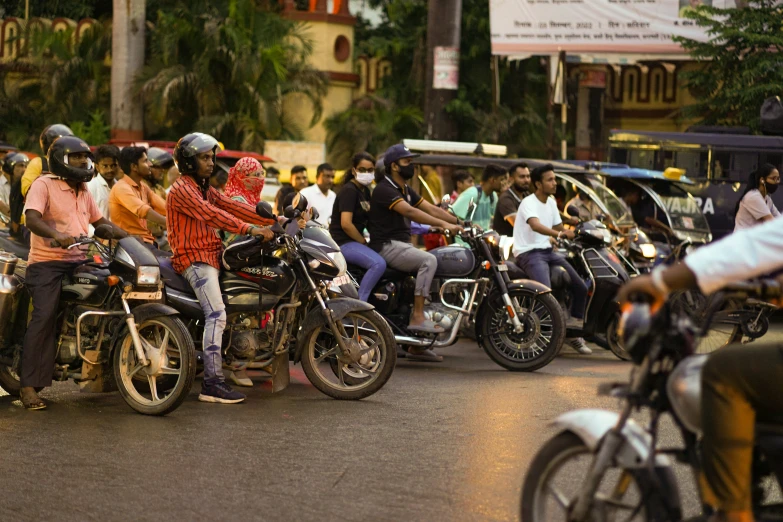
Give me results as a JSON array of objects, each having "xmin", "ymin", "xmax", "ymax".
[{"xmin": 394, "ymin": 314, "xmax": 464, "ymax": 348}]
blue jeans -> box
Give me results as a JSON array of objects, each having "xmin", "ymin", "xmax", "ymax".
[
  {"xmin": 340, "ymin": 241, "xmax": 386, "ymax": 302},
  {"xmin": 515, "ymin": 248, "xmax": 588, "ymax": 320},
  {"xmin": 183, "ymin": 263, "xmax": 226, "ymax": 385}
]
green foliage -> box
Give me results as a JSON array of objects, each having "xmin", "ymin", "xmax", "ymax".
[
  {"xmin": 0, "ymin": 22, "xmax": 111, "ymax": 152},
  {"xmin": 70, "ymin": 110, "xmax": 110, "ymax": 145},
  {"xmin": 674, "ymin": 0, "xmax": 783, "ymax": 131},
  {"xmin": 0, "ymin": 0, "xmax": 108, "ymax": 20},
  {"xmin": 138, "ymin": 0, "xmax": 328, "ymax": 150},
  {"xmin": 327, "ymin": 0, "xmax": 549, "ymax": 161},
  {"xmin": 325, "ymin": 96, "xmax": 423, "ymax": 168}
]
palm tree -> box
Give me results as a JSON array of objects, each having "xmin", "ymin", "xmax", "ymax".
[
  {"xmin": 111, "ymin": 0, "xmax": 145, "ymax": 140},
  {"xmin": 137, "ymin": 0, "xmax": 327, "ymax": 150}
]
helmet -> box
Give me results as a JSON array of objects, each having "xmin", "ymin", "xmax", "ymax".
[
  {"xmin": 48, "ymin": 136, "xmax": 94, "ymax": 183},
  {"xmin": 147, "ymin": 147, "xmax": 175, "ymax": 170},
  {"xmin": 2, "ymin": 152, "xmax": 29, "ymax": 176},
  {"xmin": 40, "ymin": 124, "xmax": 74, "ymax": 154},
  {"xmin": 174, "ymin": 133, "xmax": 219, "ymax": 175}
]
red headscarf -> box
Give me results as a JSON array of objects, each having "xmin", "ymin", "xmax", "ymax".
[{"xmin": 225, "ymin": 157, "xmax": 265, "ymax": 205}]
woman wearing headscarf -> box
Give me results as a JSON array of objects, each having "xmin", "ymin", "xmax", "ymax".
[
  {"xmin": 734, "ymin": 163, "xmax": 780, "ymax": 231},
  {"xmin": 225, "ymin": 157, "xmax": 266, "ymax": 206}
]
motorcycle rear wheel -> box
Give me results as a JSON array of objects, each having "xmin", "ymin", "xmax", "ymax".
[
  {"xmin": 113, "ymin": 316, "xmax": 196, "ymax": 416},
  {"xmin": 521, "ymin": 432, "xmax": 672, "ymax": 522},
  {"xmin": 301, "ymin": 309, "xmax": 396, "ymax": 400},
  {"xmin": 477, "ymin": 290, "xmax": 565, "ymax": 372},
  {"xmin": 0, "ymin": 347, "xmax": 43, "ymax": 396}
]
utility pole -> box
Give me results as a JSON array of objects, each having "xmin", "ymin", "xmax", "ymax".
[
  {"xmin": 111, "ymin": 0, "xmax": 145, "ymax": 141},
  {"xmin": 424, "ymin": 0, "xmax": 462, "ymax": 141}
]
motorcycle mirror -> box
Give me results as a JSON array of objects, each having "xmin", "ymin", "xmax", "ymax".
[
  {"xmin": 94, "ymin": 224, "xmax": 114, "ymax": 240},
  {"xmin": 310, "ymin": 207, "xmax": 320, "ymax": 221},
  {"xmin": 256, "ymin": 201, "xmax": 275, "ymax": 220},
  {"xmin": 566, "ymin": 204, "xmax": 581, "ymax": 218},
  {"xmin": 441, "ymin": 194, "xmax": 451, "ymax": 206},
  {"xmin": 283, "ymin": 205, "xmax": 299, "ymax": 219}
]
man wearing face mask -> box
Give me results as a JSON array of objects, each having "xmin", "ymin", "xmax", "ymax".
[
  {"xmin": 369, "ymin": 144, "xmax": 463, "ymax": 354},
  {"xmin": 330, "ymin": 152, "xmax": 386, "ymax": 302}
]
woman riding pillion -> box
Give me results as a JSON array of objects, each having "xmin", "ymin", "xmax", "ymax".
[
  {"xmin": 167, "ymin": 133, "xmax": 276, "ymax": 404},
  {"xmin": 619, "ymin": 214, "xmax": 783, "ymax": 522},
  {"xmin": 329, "ymin": 152, "xmax": 387, "ymax": 302}
]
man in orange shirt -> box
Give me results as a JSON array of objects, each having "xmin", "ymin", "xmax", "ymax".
[{"xmin": 109, "ymin": 146, "xmax": 166, "ymax": 248}]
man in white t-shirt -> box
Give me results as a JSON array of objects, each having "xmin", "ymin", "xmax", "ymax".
[
  {"xmin": 87, "ymin": 144, "xmax": 120, "ymax": 236},
  {"xmin": 299, "ymin": 163, "xmax": 336, "ymax": 226},
  {"xmin": 513, "ymin": 164, "xmax": 591, "ymax": 355}
]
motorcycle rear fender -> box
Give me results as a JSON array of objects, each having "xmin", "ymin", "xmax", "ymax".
[
  {"xmin": 552, "ymin": 409, "xmax": 673, "ymax": 469},
  {"xmin": 132, "ymin": 303, "xmax": 179, "ymax": 324},
  {"xmin": 507, "ymin": 279, "xmax": 552, "ymax": 295},
  {"xmin": 294, "ymin": 298, "xmax": 375, "ymax": 363}
]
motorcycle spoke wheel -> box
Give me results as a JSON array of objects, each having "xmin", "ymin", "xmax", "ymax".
[
  {"xmin": 489, "ymin": 296, "xmax": 553, "ymax": 360},
  {"xmin": 522, "ymin": 433, "xmax": 649, "ymax": 522}
]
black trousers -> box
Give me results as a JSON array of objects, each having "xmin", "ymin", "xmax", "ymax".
[
  {"xmin": 701, "ymin": 342, "xmax": 783, "ymax": 511},
  {"xmin": 20, "ymin": 261, "xmax": 81, "ymax": 388}
]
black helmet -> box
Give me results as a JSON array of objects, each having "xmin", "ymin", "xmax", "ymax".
[
  {"xmin": 174, "ymin": 133, "xmax": 218, "ymax": 175},
  {"xmin": 48, "ymin": 136, "xmax": 94, "ymax": 183},
  {"xmin": 2, "ymin": 152, "xmax": 29, "ymax": 176},
  {"xmin": 147, "ymin": 147, "xmax": 175, "ymax": 170},
  {"xmin": 40, "ymin": 124, "xmax": 74, "ymax": 154}
]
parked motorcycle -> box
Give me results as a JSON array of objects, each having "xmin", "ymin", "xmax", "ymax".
[
  {"xmin": 161, "ymin": 199, "xmax": 396, "ymax": 400},
  {"xmin": 0, "ymin": 226, "xmax": 196, "ymax": 415},
  {"xmin": 347, "ymin": 201, "xmax": 566, "ymax": 372},
  {"xmin": 520, "ymin": 281, "xmax": 783, "ymax": 522}
]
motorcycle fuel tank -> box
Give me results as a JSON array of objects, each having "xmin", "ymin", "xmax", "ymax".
[{"xmin": 431, "ymin": 245, "xmax": 476, "ymax": 278}]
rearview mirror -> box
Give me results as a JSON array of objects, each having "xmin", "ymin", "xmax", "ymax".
[
  {"xmin": 284, "ymin": 205, "xmax": 299, "ymax": 219},
  {"xmin": 441, "ymin": 194, "xmax": 451, "ymax": 208},
  {"xmin": 310, "ymin": 207, "xmax": 320, "ymax": 221},
  {"xmin": 94, "ymin": 224, "xmax": 114, "ymax": 240},
  {"xmin": 256, "ymin": 201, "xmax": 275, "ymax": 220},
  {"xmin": 566, "ymin": 204, "xmax": 581, "ymax": 218}
]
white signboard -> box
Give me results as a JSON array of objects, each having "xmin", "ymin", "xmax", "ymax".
[
  {"xmin": 490, "ymin": 0, "xmax": 745, "ymax": 56},
  {"xmin": 433, "ymin": 46, "xmax": 460, "ymax": 90}
]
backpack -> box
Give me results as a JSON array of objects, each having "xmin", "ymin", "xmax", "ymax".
[{"xmin": 221, "ymin": 235, "xmax": 267, "ymax": 271}]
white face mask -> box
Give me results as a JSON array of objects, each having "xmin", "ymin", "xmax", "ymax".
[{"xmin": 356, "ymin": 172, "xmax": 375, "ymax": 186}]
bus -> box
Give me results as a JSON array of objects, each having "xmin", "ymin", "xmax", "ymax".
[{"xmin": 608, "ymin": 129, "xmax": 783, "ymax": 238}]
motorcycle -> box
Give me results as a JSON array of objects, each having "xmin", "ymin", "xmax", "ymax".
[
  {"xmin": 545, "ymin": 220, "xmax": 631, "ymax": 360},
  {"xmin": 347, "ymin": 200, "xmax": 566, "ymax": 372},
  {"xmin": 161, "ymin": 199, "xmax": 396, "ymax": 400},
  {"xmin": 0, "ymin": 226, "xmax": 196, "ymax": 416},
  {"xmin": 520, "ymin": 281, "xmax": 783, "ymax": 522}
]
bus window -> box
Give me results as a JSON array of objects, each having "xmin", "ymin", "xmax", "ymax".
[
  {"xmin": 674, "ymin": 150, "xmax": 702, "ymax": 178},
  {"xmin": 712, "ymin": 152, "xmax": 731, "ymax": 180},
  {"xmin": 629, "ymin": 149, "xmax": 655, "ymax": 169},
  {"xmin": 663, "ymin": 150, "xmax": 675, "ymax": 170},
  {"xmin": 731, "ymin": 153, "xmax": 759, "ymax": 182},
  {"xmin": 611, "ymin": 148, "xmax": 628, "ymax": 165}
]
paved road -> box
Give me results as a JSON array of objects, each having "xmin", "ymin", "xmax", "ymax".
[{"xmin": 0, "ymin": 340, "xmax": 706, "ymax": 522}]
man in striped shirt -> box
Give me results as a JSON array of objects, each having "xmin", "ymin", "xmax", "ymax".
[{"xmin": 169, "ymin": 133, "xmax": 275, "ymax": 404}]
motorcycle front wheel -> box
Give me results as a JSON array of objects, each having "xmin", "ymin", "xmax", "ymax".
[
  {"xmin": 113, "ymin": 316, "xmax": 196, "ymax": 416},
  {"xmin": 521, "ymin": 432, "xmax": 672, "ymax": 522},
  {"xmin": 477, "ymin": 289, "xmax": 565, "ymax": 372},
  {"xmin": 300, "ymin": 309, "xmax": 396, "ymax": 400}
]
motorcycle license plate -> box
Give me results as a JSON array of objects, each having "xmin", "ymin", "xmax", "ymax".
[
  {"xmin": 123, "ymin": 290, "xmax": 163, "ymax": 300},
  {"xmin": 497, "ymin": 264, "xmax": 508, "ymax": 272}
]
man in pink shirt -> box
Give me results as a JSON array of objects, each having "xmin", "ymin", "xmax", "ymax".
[{"xmin": 21, "ymin": 136, "xmax": 128, "ymax": 410}]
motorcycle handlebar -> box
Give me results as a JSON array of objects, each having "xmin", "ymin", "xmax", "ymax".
[{"xmin": 49, "ymin": 236, "xmax": 94, "ymax": 249}]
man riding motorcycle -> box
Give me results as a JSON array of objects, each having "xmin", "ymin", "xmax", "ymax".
[{"xmin": 619, "ymin": 214, "xmax": 783, "ymax": 522}]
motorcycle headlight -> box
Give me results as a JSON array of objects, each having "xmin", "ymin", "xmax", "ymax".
[
  {"xmin": 137, "ymin": 266, "xmax": 160, "ymax": 286},
  {"xmin": 327, "ymin": 252, "xmax": 347, "ymax": 276},
  {"xmin": 639, "ymin": 243, "xmax": 657, "ymax": 259},
  {"xmin": 483, "ymin": 231, "xmax": 500, "ymax": 246}
]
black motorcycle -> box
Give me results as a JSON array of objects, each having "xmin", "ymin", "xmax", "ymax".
[
  {"xmin": 521, "ymin": 281, "xmax": 783, "ymax": 522},
  {"xmin": 348, "ymin": 217, "xmax": 566, "ymax": 372},
  {"xmin": 548, "ymin": 220, "xmax": 631, "ymax": 359},
  {"xmin": 161, "ymin": 199, "xmax": 396, "ymax": 400},
  {"xmin": 0, "ymin": 226, "xmax": 196, "ymax": 416}
]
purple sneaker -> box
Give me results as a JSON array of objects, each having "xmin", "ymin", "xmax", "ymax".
[{"xmin": 198, "ymin": 382, "xmax": 246, "ymax": 404}]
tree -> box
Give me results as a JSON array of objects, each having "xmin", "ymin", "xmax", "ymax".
[
  {"xmin": 137, "ymin": 0, "xmax": 327, "ymax": 150},
  {"xmin": 111, "ymin": 0, "xmax": 145, "ymax": 140},
  {"xmin": 674, "ymin": 1, "xmax": 783, "ymax": 131}
]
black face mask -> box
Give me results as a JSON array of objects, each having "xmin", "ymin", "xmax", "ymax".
[
  {"xmin": 766, "ymin": 182, "xmax": 779, "ymax": 194},
  {"xmin": 397, "ymin": 163, "xmax": 415, "ymax": 180}
]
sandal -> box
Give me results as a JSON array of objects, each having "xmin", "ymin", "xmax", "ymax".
[
  {"xmin": 407, "ymin": 320, "xmax": 445, "ymax": 334},
  {"xmin": 20, "ymin": 389, "xmax": 47, "ymax": 411}
]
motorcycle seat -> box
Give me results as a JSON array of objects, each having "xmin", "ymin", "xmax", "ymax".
[{"xmin": 158, "ymin": 256, "xmax": 194, "ymax": 295}]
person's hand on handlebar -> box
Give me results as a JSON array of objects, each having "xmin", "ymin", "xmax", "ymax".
[
  {"xmin": 557, "ymin": 229, "xmax": 576, "ymax": 241},
  {"xmin": 52, "ymin": 232, "xmax": 76, "ymax": 248},
  {"xmin": 445, "ymin": 223, "xmax": 463, "ymax": 236},
  {"xmin": 250, "ymin": 226, "xmax": 275, "ymax": 242}
]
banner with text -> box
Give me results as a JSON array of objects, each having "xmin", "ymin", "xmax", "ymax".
[{"xmin": 490, "ymin": 0, "xmax": 744, "ymax": 56}]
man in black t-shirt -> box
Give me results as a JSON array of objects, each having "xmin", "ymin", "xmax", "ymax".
[
  {"xmin": 368, "ymin": 144, "xmax": 462, "ymax": 344},
  {"xmin": 493, "ymin": 162, "xmax": 530, "ymax": 237}
]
